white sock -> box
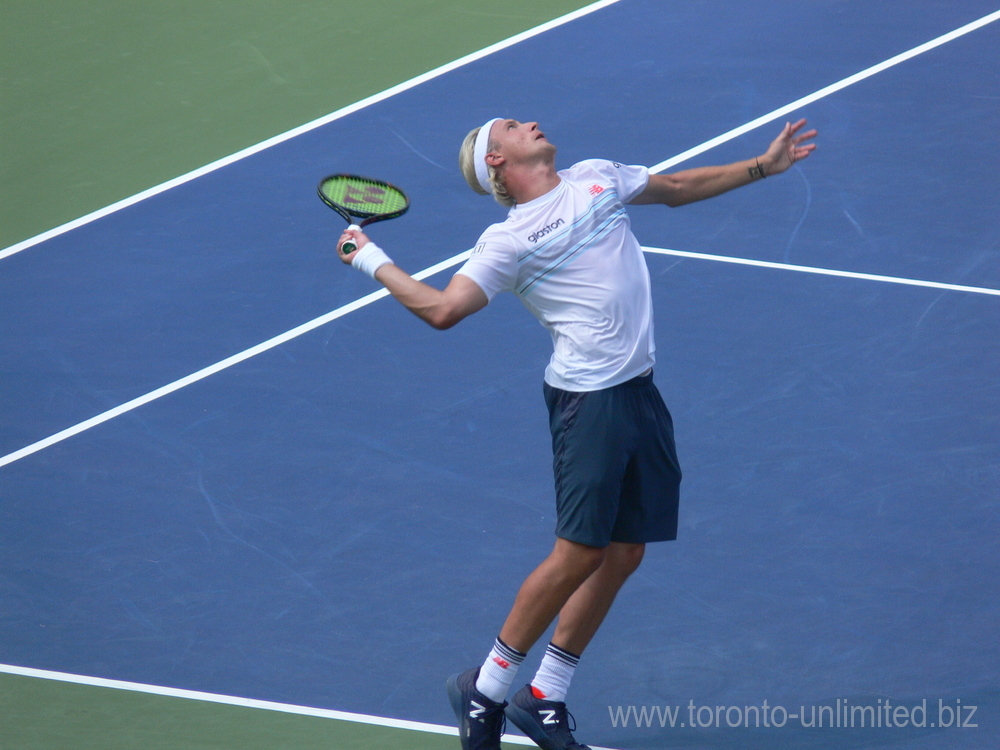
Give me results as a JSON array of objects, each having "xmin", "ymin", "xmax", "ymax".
[
  {"xmin": 530, "ymin": 642, "xmax": 580, "ymax": 703},
  {"xmin": 475, "ymin": 637, "xmax": 526, "ymax": 703}
]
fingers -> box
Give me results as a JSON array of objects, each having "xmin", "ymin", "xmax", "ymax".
[
  {"xmin": 785, "ymin": 119, "xmax": 818, "ymax": 161},
  {"xmin": 764, "ymin": 119, "xmax": 818, "ymax": 172},
  {"xmin": 787, "ymin": 118, "xmax": 807, "ymax": 135},
  {"xmin": 794, "ymin": 128, "xmax": 818, "ymax": 144},
  {"xmin": 787, "ymin": 119, "xmax": 817, "ymax": 144},
  {"xmin": 784, "ymin": 120, "xmax": 817, "ymax": 143}
]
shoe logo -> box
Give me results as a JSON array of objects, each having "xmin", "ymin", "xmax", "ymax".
[
  {"xmin": 470, "ymin": 701, "xmax": 487, "ymax": 722},
  {"xmin": 492, "ymin": 656, "xmax": 511, "ymax": 669},
  {"xmin": 540, "ymin": 709, "xmax": 558, "ymax": 725}
]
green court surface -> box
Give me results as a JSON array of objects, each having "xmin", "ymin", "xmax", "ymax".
[
  {"xmin": 0, "ymin": 0, "xmax": 593, "ymax": 250},
  {"xmin": 0, "ymin": 672, "xmax": 532, "ymax": 750}
]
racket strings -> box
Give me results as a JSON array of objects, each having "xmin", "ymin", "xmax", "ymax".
[{"xmin": 319, "ymin": 176, "xmax": 408, "ymax": 216}]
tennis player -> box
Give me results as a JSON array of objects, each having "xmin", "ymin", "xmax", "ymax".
[{"xmin": 337, "ymin": 117, "xmax": 816, "ymax": 750}]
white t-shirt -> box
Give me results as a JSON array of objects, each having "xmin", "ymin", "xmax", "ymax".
[{"xmin": 456, "ymin": 159, "xmax": 654, "ymax": 392}]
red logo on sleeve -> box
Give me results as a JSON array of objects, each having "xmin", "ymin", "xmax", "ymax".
[{"xmin": 589, "ymin": 184, "xmax": 604, "ymax": 196}]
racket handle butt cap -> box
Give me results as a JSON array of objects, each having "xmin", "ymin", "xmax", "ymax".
[{"xmin": 341, "ymin": 224, "xmax": 361, "ymax": 255}]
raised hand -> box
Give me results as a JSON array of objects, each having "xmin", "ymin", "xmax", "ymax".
[{"xmin": 763, "ymin": 119, "xmax": 818, "ymax": 176}]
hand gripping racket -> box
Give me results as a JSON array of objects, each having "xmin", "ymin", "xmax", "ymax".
[{"xmin": 317, "ymin": 174, "xmax": 409, "ymax": 254}]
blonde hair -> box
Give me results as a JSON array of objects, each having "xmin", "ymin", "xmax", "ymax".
[{"xmin": 459, "ymin": 126, "xmax": 515, "ymax": 207}]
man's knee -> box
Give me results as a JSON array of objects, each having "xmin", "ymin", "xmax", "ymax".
[
  {"xmin": 552, "ymin": 537, "xmax": 607, "ymax": 578},
  {"xmin": 608, "ymin": 542, "xmax": 645, "ymax": 578}
]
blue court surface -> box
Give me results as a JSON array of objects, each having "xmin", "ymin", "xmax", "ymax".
[{"xmin": 2, "ymin": 1, "xmax": 999, "ymax": 748}]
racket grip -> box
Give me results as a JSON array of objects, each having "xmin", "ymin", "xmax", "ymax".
[{"xmin": 341, "ymin": 224, "xmax": 362, "ymax": 255}]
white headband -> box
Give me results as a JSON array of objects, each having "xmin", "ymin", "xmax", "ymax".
[{"xmin": 474, "ymin": 118, "xmax": 501, "ymax": 193}]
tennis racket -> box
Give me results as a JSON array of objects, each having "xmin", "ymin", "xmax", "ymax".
[{"xmin": 317, "ymin": 174, "xmax": 409, "ymax": 254}]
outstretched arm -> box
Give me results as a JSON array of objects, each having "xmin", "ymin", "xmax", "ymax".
[
  {"xmin": 631, "ymin": 119, "xmax": 818, "ymax": 207},
  {"xmin": 336, "ymin": 229, "xmax": 488, "ymax": 330}
]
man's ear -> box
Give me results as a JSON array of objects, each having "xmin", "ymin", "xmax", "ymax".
[{"xmin": 485, "ymin": 151, "xmax": 505, "ymax": 168}]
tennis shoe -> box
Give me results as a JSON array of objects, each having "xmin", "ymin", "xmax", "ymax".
[
  {"xmin": 446, "ymin": 667, "xmax": 508, "ymax": 750},
  {"xmin": 505, "ymin": 685, "xmax": 591, "ymax": 750}
]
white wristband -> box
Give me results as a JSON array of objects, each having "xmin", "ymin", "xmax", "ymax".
[{"xmin": 351, "ymin": 241, "xmax": 393, "ymax": 280}]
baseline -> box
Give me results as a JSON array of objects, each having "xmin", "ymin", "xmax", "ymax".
[{"xmin": 0, "ymin": 663, "xmax": 613, "ymax": 749}]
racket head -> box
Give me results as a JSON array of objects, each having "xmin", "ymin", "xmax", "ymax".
[{"xmin": 317, "ymin": 174, "xmax": 409, "ymax": 227}]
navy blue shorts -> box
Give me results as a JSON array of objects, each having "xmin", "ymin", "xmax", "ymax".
[{"xmin": 544, "ymin": 371, "xmax": 682, "ymax": 548}]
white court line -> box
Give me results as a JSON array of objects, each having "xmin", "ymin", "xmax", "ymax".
[
  {"xmin": 0, "ymin": 252, "xmax": 470, "ymax": 470},
  {"xmin": 642, "ymin": 247, "xmax": 1000, "ymax": 296},
  {"xmin": 3, "ymin": 16, "xmax": 998, "ymax": 743},
  {"xmin": 0, "ymin": 663, "xmax": 625, "ymax": 749},
  {"xmin": 2, "ymin": 9, "xmax": 999, "ymax": 470},
  {"xmin": 0, "ymin": 0, "xmax": 622, "ymax": 262},
  {"xmin": 5, "ymin": 5, "xmax": 994, "ymax": 262},
  {"xmin": 649, "ymin": 8, "xmax": 1000, "ymax": 173}
]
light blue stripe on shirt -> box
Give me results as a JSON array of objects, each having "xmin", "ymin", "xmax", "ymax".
[{"xmin": 516, "ymin": 189, "xmax": 624, "ymax": 295}]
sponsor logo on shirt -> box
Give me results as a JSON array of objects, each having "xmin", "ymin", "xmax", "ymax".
[
  {"xmin": 528, "ymin": 218, "xmax": 565, "ymax": 243},
  {"xmin": 589, "ymin": 184, "xmax": 604, "ymax": 196}
]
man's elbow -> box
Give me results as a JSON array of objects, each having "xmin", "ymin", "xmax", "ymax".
[
  {"xmin": 422, "ymin": 279, "xmax": 486, "ymax": 330},
  {"xmin": 427, "ymin": 314, "xmax": 457, "ymax": 330},
  {"xmin": 659, "ymin": 175, "xmax": 691, "ymax": 207},
  {"xmin": 426, "ymin": 305, "xmax": 464, "ymax": 330}
]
